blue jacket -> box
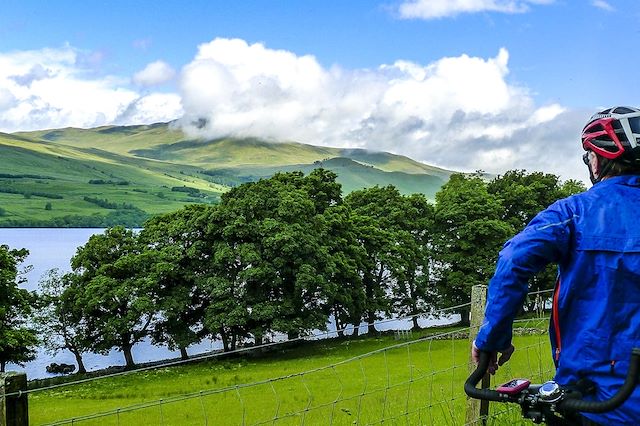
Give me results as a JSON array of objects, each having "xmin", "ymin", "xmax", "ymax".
[{"xmin": 475, "ymin": 175, "xmax": 640, "ymax": 425}]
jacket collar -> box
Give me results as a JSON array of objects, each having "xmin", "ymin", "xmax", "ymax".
[{"xmin": 593, "ymin": 174, "xmax": 640, "ymax": 188}]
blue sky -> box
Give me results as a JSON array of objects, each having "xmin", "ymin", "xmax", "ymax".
[{"xmin": 1, "ymin": 0, "xmax": 639, "ymax": 182}]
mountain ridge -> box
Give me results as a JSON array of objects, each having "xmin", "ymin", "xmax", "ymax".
[{"xmin": 1, "ymin": 123, "xmax": 455, "ymax": 227}]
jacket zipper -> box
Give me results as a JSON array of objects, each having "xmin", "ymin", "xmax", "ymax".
[{"xmin": 552, "ymin": 278, "xmax": 562, "ymax": 361}]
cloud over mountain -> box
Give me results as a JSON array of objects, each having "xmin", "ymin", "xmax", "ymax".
[
  {"xmin": 178, "ymin": 38, "xmax": 584, "ymax": 181},
  {"xmin": 0, "ymin": 39, "xmax": 587, "ymax": 182}
]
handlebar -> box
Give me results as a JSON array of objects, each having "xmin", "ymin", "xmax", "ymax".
[
  {"xmin": 465, "ymin": 348, "xmax": 640, "ymax": 414},
  {"xmin": 558, "ymin": 348, "xmax": 640, "ymax": 413},
  {"xmin": 464, "ymin": 351, "xmax": 508, "ymax": 402}
]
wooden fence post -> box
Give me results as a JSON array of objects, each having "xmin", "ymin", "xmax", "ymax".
[
  {"xmin": 466, "ymin": 285, "xmax": 490, "ymax": 425},
  {"xmin": 0, "ymin": 372, "xmax": 28, "ymax": 426}
]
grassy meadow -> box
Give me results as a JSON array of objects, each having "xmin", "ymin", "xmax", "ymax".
[
  {"xmin": 1, "ymin": 124, "xmax": 451, "ymax": 226},
  {"xmin": 29, "ymin": 322, "xmax": 553, "ymax": 425},
  {"xmin": 0, "ymin": 131, "xmax": 224, "ymax": 226}
]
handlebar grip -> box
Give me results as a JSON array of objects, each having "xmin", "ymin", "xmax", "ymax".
[
  {"xmin": 559, "ymin": 348, "xmax": 640, "ymax": 413},
  {"xmin": 464, "ymin": 351, "xmax": 507, "ymax": 402}
]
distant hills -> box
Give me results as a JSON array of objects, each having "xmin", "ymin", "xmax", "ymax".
[{"xmin": 0, "ymin": 123, "xmax": 454, "ymax": 227}]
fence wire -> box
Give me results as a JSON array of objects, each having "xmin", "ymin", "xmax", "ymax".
[
  {"xmin": 26, "ymin": 310, "xmax": 553, "ymax": 426},
  {"xmin": 5, "ymin": 291, "xmax": 554, "ymax": 426},
  {"xmin": 11, "ymin": 302, "xmax": 476, "ymax": 400}
]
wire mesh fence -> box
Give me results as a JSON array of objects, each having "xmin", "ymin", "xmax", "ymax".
[
  {"xmin": 24, "ymin": 310, "xmax": 554, "ymax": 426},
  {"xmin": 1, "ymin": 290, "xmax": 555, "ymax": 425}
]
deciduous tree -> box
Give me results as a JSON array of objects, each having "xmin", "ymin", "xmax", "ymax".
[
  {"xmin": 35, "ymin": 269, "xmax": 91, "ymax": 373},
  {"xmin": 70, "ymin": 226, "xmax": 157, "ymax": 368},
  {"xmin": 344, "ymin": 186, "xmax": 433, "ymax": 333},
  {"xmin": 206, "ymin": 169, "xmax": 342, "ymax": 344},
  {"xmin": 140, "ymin": 205, "xmax": 211, "ymax": 359},
  {"xmin": 0, "ymin": 245, "xmax": 38, "ymax": 372},
  {"xmin": 432, "ymin": 174, "xmax": 514, "ymax": 325},
  {"xmin": 390, "ymin": 193, "xmax": 434, "ymax": 330}
]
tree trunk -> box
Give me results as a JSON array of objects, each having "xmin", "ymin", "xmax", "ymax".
[
  {"xmin": 353, "ymin": 324, "xmax": 360, "ymax": 337},
  {"xmin": 230, "ymin": 332, "xmax": 237, "ymax": 351},
  {"xmin": 1, "ymin": 361, "xmax": 5, "ymax": 372},
  {"xmin": 220, "ymin": 327, "xmax": 230, "ymax": 352},
  {"xmin": 179, "ymin": 347, "xmax": 189, "ymax": 360},
  {"xmin": 364, "ymin": 274, "xmax": 375, "ymax": 335},
  {"xmin": 410, "ymin": 295, "xmax": 422, "ymax": 330},
  {"xmin": 72, "ymin": 349, "xmax": 87, "ymax": 374},
  {"xmin": 123, "ymin": 344, "xmax": 135, "ymax": 369},
  {"xmin": 367, "ymin": 311, "xmax": 377, "ymax": 334},
  {"xmin": 254, "ymin": 332, "xmax": 264, "ymax": 347},
  {"xmin": 332, "ymin": 311, "xmax": 343, "ymax": 337},
  {"xmin": 412, "ymin": 316, "xmax": 421, "ymax": 331}
]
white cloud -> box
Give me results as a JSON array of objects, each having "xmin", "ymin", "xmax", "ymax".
[
  {"xmin": 0, "ymin": 46, "xmax": 181, "ymax": 132},
  {"xmin": 0, "ymin": 40, "xmax": 589, "ymax": 183},
  {"xmin": 0, "ymin": 88, "xmax": 16, "ymax": 111},
  {"xmin": 397, "ymin": 0, "xmax": 555, "ymax": 19},
  {"xmin": 132, "ymin": 60, "xmax": 176, "ymax": 87},
  {"xmin": 591, "ymin": 0, "xmax": 614, "ymax": 12},
  {"xmin": 177, "ymin": 38, "xmax": 587, "ymax": 181},
  {"xmin": 115, "ymin": 93, "xmax": 183, "ymax": 124}
]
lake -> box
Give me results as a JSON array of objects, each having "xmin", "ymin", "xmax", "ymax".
[
  {"xmin": 0, "ymin": 228, "xmax": 222, "ymax": 379},
  {"xmin": 0, "ymin": 228, "xmax": 456, "ymax": 379}
]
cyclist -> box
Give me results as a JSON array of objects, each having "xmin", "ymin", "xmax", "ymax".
[{"xmin": 471, "ymin": 107, "xmax": 640, "ymax": 425}]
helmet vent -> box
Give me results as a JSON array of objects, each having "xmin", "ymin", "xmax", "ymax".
[
  {"xmin": 613, "ymin": 107, "xmax": 636, "ymax": 114},
  {"xmin": 588, "ymin": 123, "xmax": 605, "ymax": 133}
]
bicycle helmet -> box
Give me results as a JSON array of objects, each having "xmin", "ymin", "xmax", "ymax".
[{"xmin": 581, "ymin": 106, "xmax": 640, "ymax": 162}]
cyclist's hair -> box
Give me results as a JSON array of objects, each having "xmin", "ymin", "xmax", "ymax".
[{"xmin": 598, "ymin": 155, "xmax": 640, "ymax": 177}]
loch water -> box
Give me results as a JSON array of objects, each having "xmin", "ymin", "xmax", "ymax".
[{"xmin": 0, "ymin": 228, "xmax": 457, "ymax": 379}]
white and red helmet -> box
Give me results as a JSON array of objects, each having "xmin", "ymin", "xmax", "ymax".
[{"xmin": 582, "ymin": 106, "xmax": 640, "ymax": 162}]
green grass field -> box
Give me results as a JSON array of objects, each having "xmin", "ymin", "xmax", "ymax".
[
  {"xmin": 28, "ymin": 322, "xmax": 553, "ymax": 425},
  {"xmin": 1, "ymin": 125, "xmax": 453, "ymax": 226},
  {"xmin": 0, "ymin": 132, "xmax": 224, "ymax": 225}
]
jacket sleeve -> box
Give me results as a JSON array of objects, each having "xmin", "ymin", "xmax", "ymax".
[{"xmin": 474, "ymin": 201, "xmax": 574, "ymax": 351}]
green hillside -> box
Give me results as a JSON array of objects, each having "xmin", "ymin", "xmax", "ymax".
[
  {"xmin": 130, "ymin": 137, "xmax": 338, "ymax": 167},
  {"xmin": 0, "ymin": 132, "xmax": 223, "ymax": 227},
  {"xmin": 208, "ymin": 157, "xmax": 446, "ymax": 195},
  {"xmin": 15, "ymin": 123, "xmax": 185, "ymax": 156},
  {"xmin": 1, "ymin": 124, "xmax": 454, "ymax": 227}
]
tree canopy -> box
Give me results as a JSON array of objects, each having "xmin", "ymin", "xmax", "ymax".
[
  {"xmin": 0, "ymin": 245, "xmax": 38, "ymax": 372},
  {"xmin": 17, "ymin": 167, "xmax": 585, "ymax": 372},
  {"xmin": 69, "ymin": 226, "xmax": 158, "ymax": 368}
]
